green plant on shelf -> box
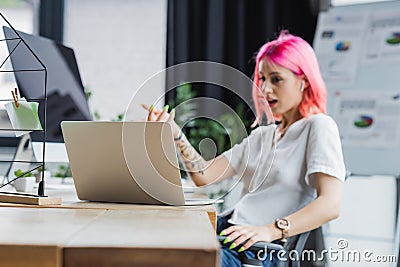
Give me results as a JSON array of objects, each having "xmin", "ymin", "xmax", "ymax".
[
  {"xmin": 54, "ymin": 164, "xmax": 72, "ymax": 178},
  {"xmin": 14, "ymin": 169, "xmax": 33, "ymax": 178}
]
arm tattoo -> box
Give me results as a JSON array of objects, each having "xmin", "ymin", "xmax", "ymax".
[{"xmin": 175, "ymin": 134, "xmax": 206, "ymax": 175}]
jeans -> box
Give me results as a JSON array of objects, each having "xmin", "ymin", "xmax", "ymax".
[{"xmin": 217, "ymin": 213, "xmax": 279, "ymax": 267}]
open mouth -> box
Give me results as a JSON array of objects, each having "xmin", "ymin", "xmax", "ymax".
[{"xmin": 268, "ymin": 99, "xmax": 278, "ymax": 106}]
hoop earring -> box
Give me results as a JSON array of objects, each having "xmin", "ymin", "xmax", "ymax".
[{"xmin": 300, "ymin": 81, "xmax": 305, "ymax": 92}]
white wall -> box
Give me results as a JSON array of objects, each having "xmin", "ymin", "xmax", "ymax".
[
  {"xmin": 0, "ymin": 5, "xmax": 36, "ymax": 102},
  {"xmin": 331, "ymin": 0, "xmax": 394, "ymax": 6},
  {"xmin": 63, "ymin": 0, "xmax": 167, "ymax": 121}
]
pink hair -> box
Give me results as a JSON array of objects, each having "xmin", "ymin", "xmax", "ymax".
[{"xmin": 251, "ymin": 31, "xmax": 327, "ymax": 127}]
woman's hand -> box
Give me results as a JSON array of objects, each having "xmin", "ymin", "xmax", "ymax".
[
  {"xmin": 141, "ymin": 104, "xmax": 181, "ymax": 139},
  {"xmin": 220, "ymin": 224, "xmax": 276, "ymax": 252}
]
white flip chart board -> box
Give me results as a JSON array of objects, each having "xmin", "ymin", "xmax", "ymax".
[{"xmin": 314, "ymin": 0, "xmax": 400, "ymax": 176}]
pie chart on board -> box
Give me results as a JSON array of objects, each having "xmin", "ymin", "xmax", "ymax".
[
  {"xmin": 354, "ymin": 115, "xmax": 374, "ymax": 128},
  {"xmin": 386, "ymin": 32, "xmax": 400, "ymax": 45},
  {"xmin": 335, "ymin": 41, "xmax": 351, "ymax": 51}
]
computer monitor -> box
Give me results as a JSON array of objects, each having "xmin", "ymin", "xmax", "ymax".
[{"xmin": 3, "ymin": 26, "xmax": 92, "ymax": 142}]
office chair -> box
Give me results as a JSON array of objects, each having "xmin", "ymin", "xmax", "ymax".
[{"xmin": 218, "ymin": 230, "xmax": 311, "ymax": 267}]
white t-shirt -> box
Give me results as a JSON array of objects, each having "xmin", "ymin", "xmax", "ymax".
[{"xmin": 221, "ymin": 113, "xmax": 346, "ymax": 226}]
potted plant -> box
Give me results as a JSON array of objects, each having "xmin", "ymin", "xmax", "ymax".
[
  {"xmin": 13, "ymin": 169, "xmax": 35, "ymax": 192},
  {"xmin": 54, "ymin": 164, "xmax": 72, "ymax": 183}
]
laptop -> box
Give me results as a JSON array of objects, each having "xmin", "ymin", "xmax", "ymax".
[{"xmin": 61, "ymin": 121, "xmax": 219, "ymax": 206}]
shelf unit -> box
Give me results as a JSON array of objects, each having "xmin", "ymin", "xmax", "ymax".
[{"xmin": 0, "ymin": 12, "xmax": 57, "ymax": 204}]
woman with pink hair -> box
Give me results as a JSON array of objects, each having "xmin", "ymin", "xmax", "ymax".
[{"xmin": 144, "ymin": 31, "xmax": 345, "ymax": 267}]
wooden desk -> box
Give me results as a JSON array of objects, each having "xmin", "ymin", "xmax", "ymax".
[
  {"xmin": 0, "ymin": 183, "xmax": 217, "ymax": 230},
  {"xmin": 55, "ymin": 184, "xmax": 217, "ymax": 229},
  {"xmin": 0, "ymin": 183, "xmax": 220, "ymax": 267},
  {"xmin": 0, "ymin": 207, "xmax": 219, "ymax": 267},
  {"xmin": 0, "ymin": 182, "xmax": 217, "ymax": 229}
]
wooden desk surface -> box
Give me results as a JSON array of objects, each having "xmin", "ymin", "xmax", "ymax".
[
  {"xmin": 0, "ymin": 183, "xmax": 217, "ymax": 229},
  {"xmin": 0, "ymin": 207, "xmax": 219, "ymax": 267}
]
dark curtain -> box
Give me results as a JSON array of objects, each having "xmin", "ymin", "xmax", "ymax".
[
  {"xmin": 166, "ymin": 0, "xmax": 320, "ymax": 120},
  {"xmin": 39, "ymin": 0, "xmax": 64, "ymax": 42}
]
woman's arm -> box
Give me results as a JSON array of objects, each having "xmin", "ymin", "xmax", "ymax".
[
  {"xmin": 221, "ymin": 172, "xmax": 343, "ymax": 251},
  {"xmin": 174, "ymin": 133, "xmax": 236, "ymax": 186},
  {"xmin": 143, "ymin": 104, "xmax": 236, "ymax": 186},
  {"xmin": 276, "ymin": 172, "xmax": 342, "ymax": 237}
]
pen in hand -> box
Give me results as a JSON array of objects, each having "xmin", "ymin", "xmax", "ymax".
[{"xmin": 141, "ymin": 104, "xmax": 176, "ymax": 123}]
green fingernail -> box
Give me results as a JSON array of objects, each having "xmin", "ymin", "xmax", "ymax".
[
  {"xmin": 171, "ymin": 108, "xmax": 175, "ymax": 113},
  {"xmin": 238, "ymin": 247, "xmax": 245, "ymax": 253},
  {"xmin": 219, "ymin": 230, "xmax": 226, "ymax": 236},
  {"xmin": 229, "ymin": 242, "xmax": 236, "ymax": 249},
  {"xmin": 149, "ymin": 104, "xmax": 154, "ymax": 111},
  {"xmin": 223, "ymin": 237, "xmax": 230, "ymax": 244},
  {"xmin": 163, "ymin": 105, "xmax": 169, "ymax": 112}
]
